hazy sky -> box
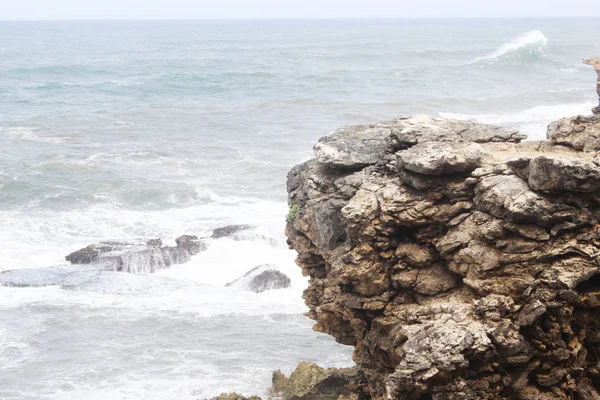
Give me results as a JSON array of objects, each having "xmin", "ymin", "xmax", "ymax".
[{"xmin": 1, "ymin": 0, "xmax": 599, "ymax": 20}]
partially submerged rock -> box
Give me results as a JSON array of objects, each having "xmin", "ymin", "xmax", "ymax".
[
  {"xmin": 270, "ymin": 362, "xmax": 358, "ymax": 400},
  {"xmin": 226, "ymin": 265, "xmax": 291, "ymax": 293},
  {"xmin": 208, "ymin": 393, "xmax": 261, "ymax": 400},
  {"xmin": 211, "ymin": 225, "xmax": 254, "ymax": 239},
  {"xmin": 286, "ymin": 115, "xmax": 600, "ymax": 399},
  {"xmin": 65, "ymin": 235, "xmax": 207, "ymax": 273}
]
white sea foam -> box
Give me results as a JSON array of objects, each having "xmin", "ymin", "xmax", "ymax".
[
  {"xmin": 474, "ymin": 30, "xmax": 549, "ymax": 63},
  {"xmin": 1, "ymin": 126, "xmax": 71, "ymax": 144}
]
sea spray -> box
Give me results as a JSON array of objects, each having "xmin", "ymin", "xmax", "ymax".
[{"xmin": 474, "ymin": 30, "xmax": 549, "ymax": 63}]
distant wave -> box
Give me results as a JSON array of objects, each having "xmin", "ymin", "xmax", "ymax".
[{"xmin": 474, "ymin": 30, "xmax": 549, "ymax": 64}]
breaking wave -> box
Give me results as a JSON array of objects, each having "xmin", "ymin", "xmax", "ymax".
[{"xmin": 474, "ymin": 30, "xmax": 549, "ymax": 64}]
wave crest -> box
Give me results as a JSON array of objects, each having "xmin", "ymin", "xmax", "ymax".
[{"xmin": 475, "ymin": 30, "xmax": 548, "ymax": 63}]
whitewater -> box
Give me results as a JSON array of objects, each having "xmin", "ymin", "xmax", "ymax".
[{"xmin": 1, "ymin": 19, "xmax": 600, "ymax": 400}]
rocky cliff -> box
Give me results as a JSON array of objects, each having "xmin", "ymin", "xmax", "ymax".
[{"xmin": 285, "ymin": 113, "xmax": 600, "ymax": 399}]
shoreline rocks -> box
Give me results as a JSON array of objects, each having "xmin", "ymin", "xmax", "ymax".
[
  {"xmin": 65, "ymin": 235, "xmax": 207, "ymax": 274},
  {"xmin": 209, "ymin": 362, "xmax": 360, "ymax": 400},
  {"xmin": 285, "ymin": 114, "xmax": 600, "ymax": 399}
]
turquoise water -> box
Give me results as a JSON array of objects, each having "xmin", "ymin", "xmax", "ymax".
[{"xmin": 1, "ymin": 19, "xmax": 599, "ymax": 399}]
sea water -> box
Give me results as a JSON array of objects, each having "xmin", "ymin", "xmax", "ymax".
[{"xmin": 1, "ymin": 18, "xmax": 599, "ymax": 399}]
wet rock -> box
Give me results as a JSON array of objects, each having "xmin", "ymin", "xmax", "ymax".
[
  {"xmin": 208, "ymin": 393, "xmax": 261, "ymax": 400},
  {"xmin": 65, "ymin": 235, "xmax": 207, "ymax": 274},
  {"xmin": 286, "ymin": 114, "xmax": 600, "ymax": 399},
  {"xmin": 270, "ymin": 362, "xmax": 357, "ymax": 400},
  {"xmin": 211, "ymin": 225, "xmax": 254, "ymax": 239},
  {"xmin": 226, "ymin": 265, "xmax": 291, "ymax": 293}
]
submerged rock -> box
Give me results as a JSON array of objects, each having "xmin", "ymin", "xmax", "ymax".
[
  {"xmin": 286, "ymin": 114, "xmax": 600, "ymax": 399},
  {"xmin": 65, "ymin": 235, "xmax": 207, "ymax": 274},
  {"xmin": 226, "ymin": 265, "xmax": 291, "ymax": 293},
  {"xmin": 0, "ymin": 266, "xmax": 99, "ymax": 287}
]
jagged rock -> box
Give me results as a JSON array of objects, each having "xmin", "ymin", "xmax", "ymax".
[
  {"xmin": 312, "ymin": 115, "xmax": 525, "ymax": 169},
  {"xmin": 226, "ymin": 265, "xmax": 291, "ymax": 293},
  {"xmin": 286, "ymin": 115, "xmax": 600, "ymax": 399},
  {"xmin": 211, "ymin": 225, "xmax": 254, "ymax": 239},
  {"xmin": 584, "ymin": 57, "xmax": 600, "ymax": 115},
  {"xmin": 514, "ymin": 155, "xmax": 600, "ymax": 193},
  {"xmin": 547, "ymin": 115, "xmax": 600, "ymax": 152},
  {"xmin": 270, "ymin": 362, "xmax": 357, "ymax": 400},
  {"xmin": 65, "ymin": 235, "xmax": 207, "ymax": 273}
]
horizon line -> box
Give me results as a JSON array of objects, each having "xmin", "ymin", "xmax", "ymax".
[{"xmin": 2, "ymin": 15, "xmax": 600, "ymax": 22}]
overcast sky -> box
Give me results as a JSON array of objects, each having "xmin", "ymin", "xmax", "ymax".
[{"xmin": 1, "ymin": 0, "xmax": 599, "ymax": 20}]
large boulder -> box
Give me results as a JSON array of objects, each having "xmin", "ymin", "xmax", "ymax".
[
  {"xmin": 286, "ymin": 114, "xmax": 600, "ymax": 399},
  {"xmin": 65, "ymin": 235, "xmax": 207, "ymax": 273},
  {"xmin": 226, "ymin": 265, "xmax": 291, "ymax": 293}
]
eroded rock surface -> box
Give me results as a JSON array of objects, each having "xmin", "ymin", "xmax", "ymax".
[{"xmin": 285, "ymin": 115, "xmax": 600, "ymax": 399}]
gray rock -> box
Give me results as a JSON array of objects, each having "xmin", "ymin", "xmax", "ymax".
[
  {"xmin": 211, "ymin": 225, "xmax": 253, "ymax": 239},
  {"xmin": 313, "ymin": 115, "xmax": 524, "ymax": 170},
  {"xmin": 391, "ymin": 115, "xmax": 525, "ymax": 145},
  {"xmin": 397, "ymin": 142, "xmax": 491, "ymax": 176},
  {"xmin": 526, "ymin": 156, "xmax": 600, "ymax": 192},
  {"xmin": 313, "ymin": 123, "xmax": 392, "ymax": 168},
  {"xmin": 547, "ymin": 115, "xmax": 600, "ymax": 152},
  {"xmin": 65, "ymin": 235, "xmax": 207, "ymax": 274},
  {"xmin": 226, "ymin": 265, "xmax": 291, "ymax": 293}
]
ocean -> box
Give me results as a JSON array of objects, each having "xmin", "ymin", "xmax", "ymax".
[{"xmin": 1, "ymin": 18, "xmax": 599, "ymax": 400}]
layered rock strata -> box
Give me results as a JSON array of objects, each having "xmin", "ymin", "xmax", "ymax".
[{"xmin": 285, "ymin": 115, "xmax": 600, "ymax": 399}]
